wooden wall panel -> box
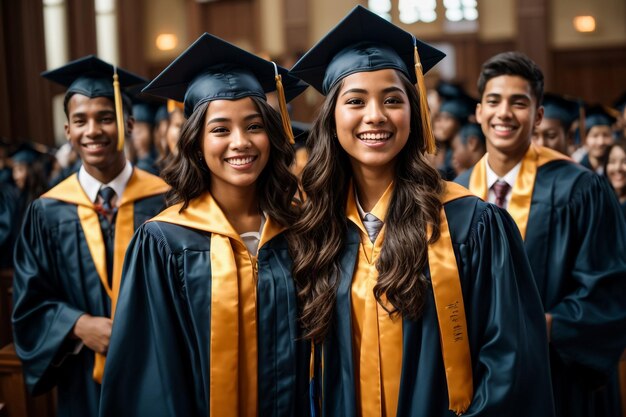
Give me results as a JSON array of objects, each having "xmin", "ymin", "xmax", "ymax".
[
  {"xmin": 187, "ymin": 0, "xmax": 258, "ymax": 50},
  {"xmin": 552, "ymin": 46, "xmax": 626, "ymax": 105},
  {"xmin": 0, "ymin": 0, "xmax": 53, "ymax": 146},
  {"xmin": 117, "ymin": 0, "xmax": 148, "ymax": 77},
  {"xmin": 65, "ymin": 0, "xmax": 97, "ymax": 59}
]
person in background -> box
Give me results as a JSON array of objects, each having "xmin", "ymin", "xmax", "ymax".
[
  {"xmin": 12, "ymin": 55, "xmax": 168, "ymax": 417},
  {"xmin": 432, "ymin": 93, "xmax": 477, "ymax": 180},
  {"xmin": 532, "ymin": 92, "xmax": 579, "ymax": 156},
  {"xmin": 451, "ymin": 122, "xmax": 486, "ymax": 175},
  {"xmin": 455, "ymin": 51, "xmax": 626, "ymax": 417},
  {"xmin": 164, "ymin": 101, "xmax": 185, "ymax": 157},
  {"xmin": 605, "ymin": 140, "xmax": 626, "ymax": 217},
  {"xmin": 290, "ymin": 7, "xmax": 554, "ymax": 416},
  {"xmin": 131, "ymin": 100, "xmax": 160, "ymax": 175},
  {"xmin": 100, "ymin": 33, "xmax": 309, "ymax": 417},
  {"xmin": 580, "ymin": 105, "xmax": 616, "ymax": 174},
  {"xmin": 153, "ymin": 104, "xmax": 169, "ymax": 160}
]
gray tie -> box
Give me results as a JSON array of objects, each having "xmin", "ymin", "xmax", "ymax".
[{"xmin": 363, "ymin": 213, "xmax": 383, "ymax": 243}]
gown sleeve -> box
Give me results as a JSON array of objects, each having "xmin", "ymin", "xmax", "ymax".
[
  {"xmin": 99, "ymin": 222, "xmax": 203, "ymax": 417},
  {"xmin": 549, "ymin": 174, "xmax": 626, "ymax": 376},
  {"xmin": 12, "ymin": 200, "xmax": 86, "ymax": 394},
  {"xmin": 460, "ymin": 202, "xmax": 555, "ymax": 416}
]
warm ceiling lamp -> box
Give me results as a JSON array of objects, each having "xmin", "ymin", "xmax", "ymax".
[
  {"xmin": 573, "ymin": 15, "xmax": 596, "ymax": 33},
  {"xmin": 156, "ymin": 34, "xmax": 178, "ymax": 51}
]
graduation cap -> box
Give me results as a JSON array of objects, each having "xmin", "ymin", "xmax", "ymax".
[
  {"xmin": 41, "ymin": 55, "xmax": 148, "ymax": 152},
  {"xmin": 439, "ymin": 96, "xmax": 477, "ymax": 123},
  {"xmin": 585, "ymin": 105, "xmax": 617, "ymax": 131},
  {"xmin": 458, "ymin": 122, "xmax": 485, "ymax": 145},
  {"xmin": 541, "ymin": 93, "xmax": 579, "ymax": 130},
  {"xmin": 142, "ymin": 33, "xmax": 307, "ymax": 144},
  {"xmin": 291, "ymin": 120, "xmax": 312, "ymax": 150},
  {"xmin": 11, "ymin": 148, "xmax": 40, "ymax": 164},
  {"xmin": 436, "ymin": 81, "xmax": 466, "ymax": 101},
  {"xmin": 154, "ymin": 105, "xmax": 169, "ymax": 124},
  {"xmin": 289, "ymin": 5, "xmax": 445, "ymax": 154},
  {"xmin": 127, "ymin": 84, "xmax": 162, "ymax": 125}
]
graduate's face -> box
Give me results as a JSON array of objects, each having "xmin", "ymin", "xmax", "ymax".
[
  {"xmin": 202, "ymin": 97, "xmax": 270, "ymax": 193},
  {"xmin": 333, "ymin": 69, "xmax": 410, "ymax": 173},
  {"xmin": 65, "ymin": 95, "xmax": 129, "ymax": 173},
  {"xmin": 132, "ymin": 122, "xmax": 153, "ymax": 154},
  {"xmin": 532, "ymin": 118, "xmax": 568, "ymax": 155},
  {"xmin": 166, "ymin": 109, "xmax": 185, "ymax": 156},
  {"xmin": 585, "ymin": 125, "xmax": 613, "ymax": 159},
  {"xmin": 433, "ymin": 112, "xmax": 460, "ymax": 142},
  {"xmin": 606, "ymin": 145, "xmax": 626, "ymax": 194},
  {"xmin": 476, "ymin": 75, "xmax": 543, "ymax": 158},
  {"xmin": 451, "ymin": 135, "xmax": 474, "ymax": 174}
]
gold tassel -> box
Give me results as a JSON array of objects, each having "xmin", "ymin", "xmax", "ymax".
[
  {"xmin": 274, "ymin": 73, "xmax": 295, "ymax": 145},
  {"xmin": 113, "ymin": 68, "xmax": 125, "ymax": 152},
  {"xmin": 413, "ymin": 44, "xmax": 436, "ymax": 154},
  {"xmin": 167, "ymin": 99, "xmax": 184, "ymax": 113}
]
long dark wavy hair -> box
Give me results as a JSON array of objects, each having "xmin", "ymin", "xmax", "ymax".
[
  {"xmin": 290, "ymin": 71, "xmax": 445, "ymax": 342},
  {"xmin": 161, "ymin": 96, "xmax": 299, "ymax": 227}
]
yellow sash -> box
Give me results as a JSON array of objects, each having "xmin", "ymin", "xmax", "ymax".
[
  {"xmin": 468, "ymin": 144, "xmax": 570, "ymax": 240},
  {"xmin": 42, "ymin": 169, "xmax": 168, "ymax": 382},
  {"xmin": 150, "ymin": 192, "xmax": 284, "ymax": 417},
  {"xmin": 345, "ymin": 181, "xmax": 473, "ymax": 416}
]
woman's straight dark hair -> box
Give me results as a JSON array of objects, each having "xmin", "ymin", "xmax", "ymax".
[
  {"xmin": 290, "ymin": 70, "xmax": 444, "ymax": 341},
  {"xmin": 161, "ymin": 96, "xmax": 299, "ymax": 228}
]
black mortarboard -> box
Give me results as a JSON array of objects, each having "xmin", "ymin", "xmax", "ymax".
[
  {"xmin": 11, "ymin": 149, "xmax": 40, "ymax": 164},
  {"xmin": 458, "ymin": 122, "xmax": 485, "ymax": 145},
  {"xmin": 585, "ymin": 105, "xmax": 617, "ymax": 130},
  {"xmin": 439, "ymin": 96, "xmax": 477, "ymax": 123},
  {"xmin": 291, "ymin": 120, "xmax": 312, "ymax": 150},
  {"xmin": 142, "ymin": 32, "xmax": 306, "ymax": 143},
  {"xmin": 541, "ymin": 93, "xmax": 579, "ymax": 129},
  {"xmin": 41, "ymin": 55, "xmax": 147, "ymax": 99},
  {"xmin": 154, "ymin": 105, "xmax": 169, "ymax": 123},
  {"xmin": 42, "ymin": 55, "xmax": 148, "ymax": 152},
  {"xmin": 289, "ymin": 5, "xmax": 445, "ymax": 153},
  {"xmin": 436, "ymin": 81, "xmax": 466, "ymax": 101}
]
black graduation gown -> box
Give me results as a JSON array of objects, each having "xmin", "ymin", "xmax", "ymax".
[
  {"xmin": 12, "ymin": 170, "xmax": 167, "ymax": 417},
  {"xmin": 456, "ymin": 157, "xmax": 626, "ymax": 417},
  {"xmin": 99, "ymin": 199, "xmax": 310, "ymax": 417},
  {"xmin": 318, "ymin": 191, "xmax": 555, "ymax": 416},
  {"xmin": 0, "ymin": 184, "xmax": 18, "ymax": 268}
]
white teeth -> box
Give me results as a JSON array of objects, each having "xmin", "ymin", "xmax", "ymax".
[
  {"xmin": 358, "ymin": 132, "xmax": 392, "ymax": 141},
  {"xmin": 493, "ymin": 125, "xmax": 514, "ymax": 132},
  {"xmin": 84, "ymin": 143, "xmax": 107, "ymax": 149},
  {"xmin": 225, "ymin": 156, "xmax": 256, "ymax": 166}
]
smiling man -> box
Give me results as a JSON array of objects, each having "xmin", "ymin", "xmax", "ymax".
[
  {"xmin": 455, "ymin": 51, "xmax": 626, "ymax": 417},
  {"xmin": 12, "ymin": 56, "xmax": 168, "ymax": 417}
]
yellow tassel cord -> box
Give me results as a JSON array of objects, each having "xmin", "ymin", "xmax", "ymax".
[
  {"xmin": 274, "ymin": 74, "xmax": 295, "ymax": 145},
  {"xmin": 413, "ymin": 45, "xmax": 437, "ymax": 155},
  {"xmin": 113, "ymin": 69, "xmax": 125, "ymax": 152},
  {"xmin": 167, "ymin": 99, "xmax": 184, "ymax": 114}
]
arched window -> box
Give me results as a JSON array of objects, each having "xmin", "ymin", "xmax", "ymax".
[{"xmin": 368, "ymin": 0, "xmax": 478, "ymax": 24}]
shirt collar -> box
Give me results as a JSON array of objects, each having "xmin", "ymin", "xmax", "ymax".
[
  {"xmin": 354, "ymin": 181, "xmax": 394, "ymax": 222},
  {"xmin": 78, "ymin": 161, "xmax": 133, "ymax": 204},
  {"xmin": 486, "ymin": 159, "xmax": 522, "ymax": 190}
]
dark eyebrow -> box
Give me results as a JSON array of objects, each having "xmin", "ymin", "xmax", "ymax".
[
  {"xmin": 341, "ymin": 86, "xmax": 406, "ymax": 97},
  {"xmin": 206, "ymin": 112, "xmax": 263, "ymax": 125},
  {"xmin": 70, "ymin": 110, "xmax": 115, "ymax": 119}
]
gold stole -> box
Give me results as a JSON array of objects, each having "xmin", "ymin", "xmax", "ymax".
[
  {"xmin": 149, "ymin": 192, "xmax": 284, "ymax": 417},
  {"xmin": 41, "ymin": 169, "xmax": 168, "ymax": 382},
  {"xmin": 468, "ymin": 144, "xmax": 571, "ymax": 239},
  {"xmin": 346, "ymin": 181, "xmax": 474, "ymax": 416}
]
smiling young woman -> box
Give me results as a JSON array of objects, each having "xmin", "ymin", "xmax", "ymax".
[
  {"xmin": 99, "ymin": 33, "xmax": 310, "ymax": 417},
  {"xmin": 289, "ymin": 6, "xmax": 554, "ymax": 417}
]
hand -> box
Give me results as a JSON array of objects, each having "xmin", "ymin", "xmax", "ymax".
[
  {"xmin": 71, "ymin": 314, "xmax": 113, "ymax": 354},
  {"xmin": 545, "ymin": 313, "xmax": 552, "ymax": 343}
]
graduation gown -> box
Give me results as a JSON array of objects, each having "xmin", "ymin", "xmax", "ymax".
[
  {"xmin": 456, "ymin": 144, "xmax": 626, "ymax": 417},
  {"xmin": 0, "ymin": 184, "xmax": 18, "ymax": 267},
  {"xmin": 12, "ymin": 168, "xmax": 167, "ymax": 417},
  {"xmin": 99, "ymin": 192, "xmax": 309, "ymax": 417},
  {"xmin": 315, "ymin": 181, "xmax": 554, "ymax": 417}
]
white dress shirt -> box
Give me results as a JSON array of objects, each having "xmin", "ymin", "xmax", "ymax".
[{"xmin": 78, "ymin": 162, "xmax": 133, "ymax": 205}]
